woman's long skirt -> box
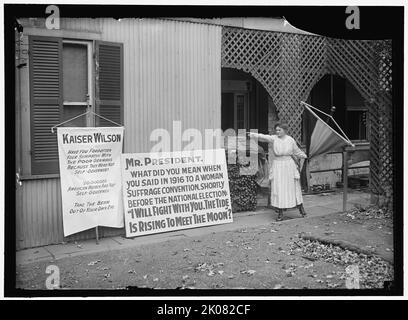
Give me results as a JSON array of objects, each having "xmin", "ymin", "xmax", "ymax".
[{"xmin": 269, "ymin": 157, "xmax": 303, "ymax": 209}]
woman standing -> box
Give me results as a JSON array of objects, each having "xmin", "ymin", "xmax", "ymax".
[{"xmin": 248, "ymin": 123, "xmax": 307, "ymax": 221}]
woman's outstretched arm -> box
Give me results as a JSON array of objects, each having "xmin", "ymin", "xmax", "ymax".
[{"xmin": 247, "ymin": 132, "xmax": 275, "ymax": 143}]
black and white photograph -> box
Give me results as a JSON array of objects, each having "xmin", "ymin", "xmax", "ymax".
[{"xmin": 2, "ymin": 1, "xmax": 404, "ymax": 302}]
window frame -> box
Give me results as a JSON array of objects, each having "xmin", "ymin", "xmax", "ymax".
[
  {"xmin": 345, "ymin": 105, "xmax": 369, "ymax": 143},
  {"xmin": 221, "ymin": 81, "xmax": 250, "ymax": 133},
  {"xmin": 62, "ymin": 39, "xmax": 93, "ymax": 106},
  {"xmin": 61, "ymin": 39, "xmax": 94, "ymax": 128},
  {"xmin": 19, "ymin": 30, "xmax": 123, "ymax": 180},
  {"xmin": 233, "ymin": 92, "xmax": 249, "ymax": 132}
]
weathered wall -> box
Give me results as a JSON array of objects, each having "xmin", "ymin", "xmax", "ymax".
[{"xmin": 16, "ymin": 18, "xmax": 222, "ymax": 249}]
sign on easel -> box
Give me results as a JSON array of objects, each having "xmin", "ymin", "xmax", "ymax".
[
  {"xmin": 121, "ymin": 149, "xmax": 233, "ymax": 237},
  {"xmin": 57, "ymin": 127, "xmax": 124, "ymax": 236}
]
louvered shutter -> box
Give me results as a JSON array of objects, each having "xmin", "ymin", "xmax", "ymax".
[
  {"xmin": 95, "ymin": 41, "xmax": 123, "ymax": 126},
  {"xmin": 29, "ymin": 36, "xmax": 63, "ymax": 175}
]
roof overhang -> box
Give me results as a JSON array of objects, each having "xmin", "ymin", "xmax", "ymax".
[{"xmin": 167, "ymin": 17, "xmax": 317, "ymax": 35}]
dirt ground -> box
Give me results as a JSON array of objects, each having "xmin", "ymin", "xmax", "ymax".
[{"xmin": 16, "ymin": 205, "xmax": 394, "ymax": 291}]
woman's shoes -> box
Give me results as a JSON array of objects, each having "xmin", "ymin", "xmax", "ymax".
[
  {"xmin": 276, "ymin": 209, "xmax": 283, "ymax": 221},
  {"xmin": 276, "ymin": 206, "xmax": 306, "ymax": 221},
  {"xmin": 298, "ymin": 204, "xmax": 307, "ymax": 217}
]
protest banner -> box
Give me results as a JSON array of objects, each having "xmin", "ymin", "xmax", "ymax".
[
  {"xmin": 121, "ymin": 149, "xmax": 233, "ymax": 237},
  {"xmin": 57, "ymin": 127, "xmax": 124, "ymax": 236}
]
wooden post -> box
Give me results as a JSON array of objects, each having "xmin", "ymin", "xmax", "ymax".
[
  {"xmin": 305, "ymin": 159, "xmax": 311, "ymax": 193},
  {"xmin": 85, "ymin": 94, "xmax": 100, "ymax": 245},
  {"xmin": 343, "ymin": 149, "xmax": 349, "ymax": 212},
  {"xmin": 95, "ymin": 226, "xmax": 99, "ymax": 245}
]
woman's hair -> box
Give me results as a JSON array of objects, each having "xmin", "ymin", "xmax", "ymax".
[{"xmin": 274, "ymin": 122, "xmax": 289, "ymax": 132}]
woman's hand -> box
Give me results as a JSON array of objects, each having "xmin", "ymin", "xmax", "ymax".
[
  {"xmin": 293, "ymin": 153, "xmax": 307, "ymax": 159},
  {"xmin": 296, "ymin": 154, "xmax": 307, "ymax": 159}
]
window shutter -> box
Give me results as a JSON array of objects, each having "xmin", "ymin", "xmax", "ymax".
[
  {"xmin": 95, "ymin": 41, "xmax": 123, "ymax": 126},
  {"xmin": 29, "ymin": 36, "xmax": 63, "ymax": 175}
]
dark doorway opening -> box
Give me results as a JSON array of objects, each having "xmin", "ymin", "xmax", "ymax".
[
  {"xmin": 221, "ymin": 68, "xmax": 271, "ymax": 134},
  {"xmin": 303, "ymin": 74, "xmax": 367, "ymax": 144},
  {"xmin": 301, "ymin": 74, "xmax": 369, "ymax": 193}
]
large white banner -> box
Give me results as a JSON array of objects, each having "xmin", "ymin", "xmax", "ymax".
[
  {"xmin": 57, "ymin": 127, "xmax": 124, "ymax": 236},
  {"xmin": 121, "ymin": 149, "xmax": 233, "ymax": 237}
]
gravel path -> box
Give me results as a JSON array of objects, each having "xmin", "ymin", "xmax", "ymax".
[{"xmin": 16, "ymin": 207, "xmax": 393, "ymax": 290}]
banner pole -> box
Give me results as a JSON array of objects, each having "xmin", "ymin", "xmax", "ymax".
[{"xmin": 343, "ymin": 149, "xmax": 349, "ymax": 212}]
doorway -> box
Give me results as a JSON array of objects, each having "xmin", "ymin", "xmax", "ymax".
[
  {"xmin": 221, "ymin": 68, "xmax": 270, "ymax": 134},
  {"xmin": 303, "ymin": 74, "xmax": 367, "ymax": 144}
]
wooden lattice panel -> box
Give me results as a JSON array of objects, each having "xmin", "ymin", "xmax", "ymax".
[
  {"xmin": 222, "ymin": 28, "xmax": 282, "ymax": 101},
  {"xmin": 327, "ymin": 39, "xmax": 393, "ymax": 196},
  {"xmin": 372, "ymin": 40, "xmax": 393, "ymax": 197},
  {"xmin": 221, "ymin": 27, "xmax": 393, "ymax": 198}
]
